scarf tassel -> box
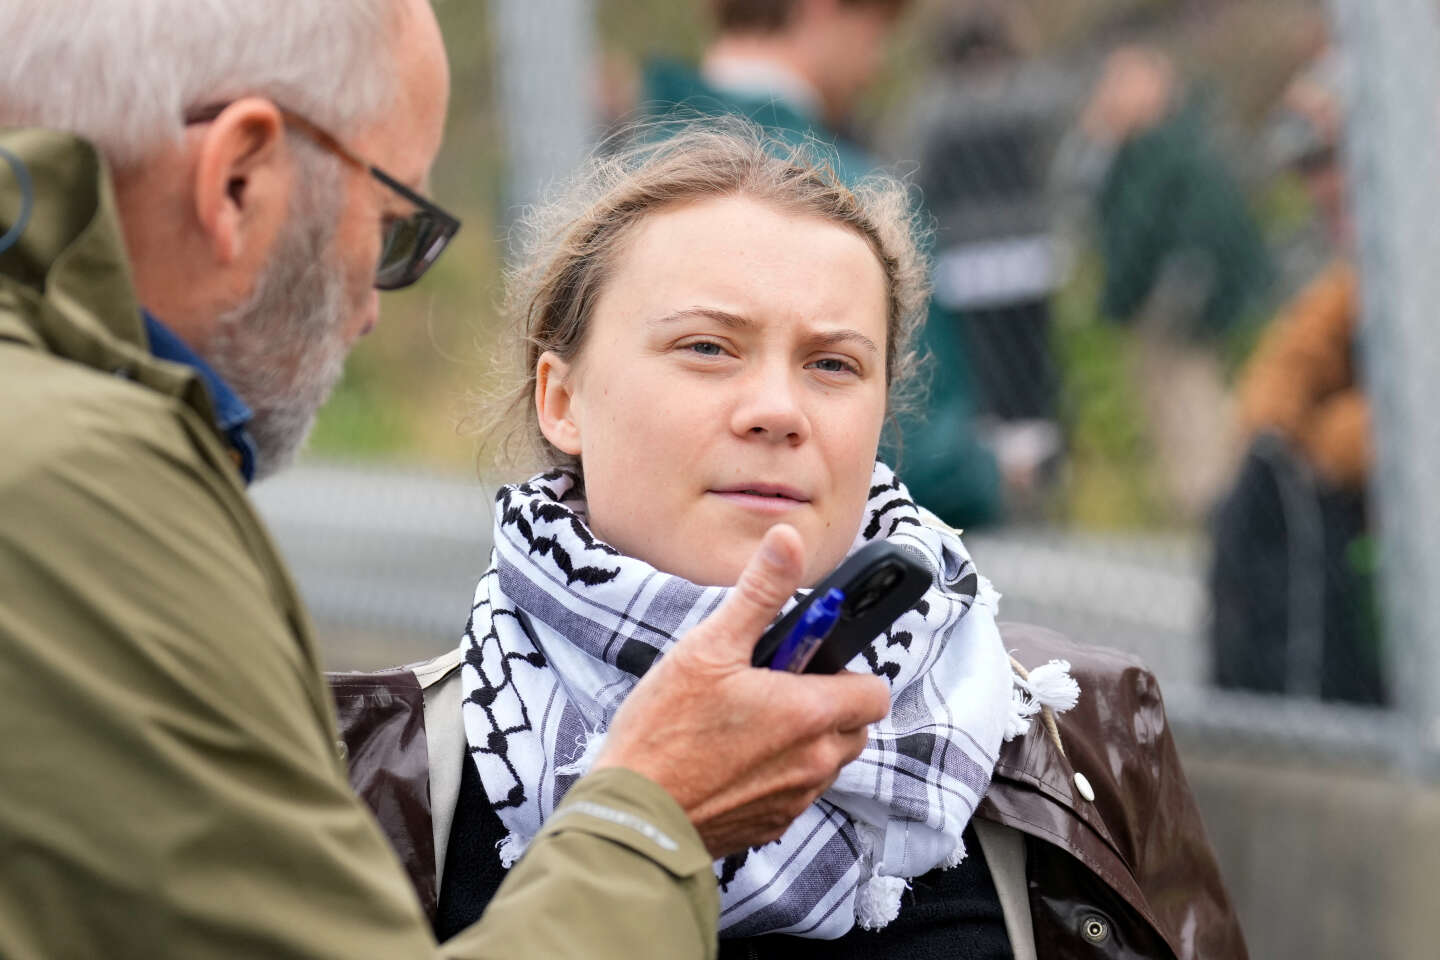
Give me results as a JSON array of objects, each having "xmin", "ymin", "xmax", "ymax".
[
  {"xmin": 556, "ymin": 730, "xmax": 608, "ymax": 778},
  {"xmin": 1004, "ymin": 658, "xmax": 1080, "ymax": 741},
  {"xmin": 855, "ymin": 874, "xmax": 910, "ymax": 930},
  {"xmin": 496, "ymin": 831, "xmax": 531, "ymax": 869},
  {"xmin": 941, "ymin": 831, "xmax": 968, "ymax": 869}
]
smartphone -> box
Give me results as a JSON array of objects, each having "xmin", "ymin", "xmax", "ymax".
[{"xmin": 750, "ymin": 541, "xmax": 933, "ymax": 674}]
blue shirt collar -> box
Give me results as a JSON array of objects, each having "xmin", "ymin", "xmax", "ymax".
[{"xmin": 142, "ymin": 311, "xmax": 257, "ymax": 484}]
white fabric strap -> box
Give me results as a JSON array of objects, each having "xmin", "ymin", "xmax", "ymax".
[
  {"xmin": 973, "ymin": 819, "xmax": 1038, "ymax": 960},
  {"xmin": 417, "ymin": 647, "xmax": 466, "ymax": 888}
]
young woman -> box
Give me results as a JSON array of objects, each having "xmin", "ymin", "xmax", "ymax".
[
  {"xmin": 442, "ymin": 122, "xmax": 1039, "ymax": 954},
  {"xmin": 330, "ymin": 120, "xmax": 1248, "ymax": 960}
]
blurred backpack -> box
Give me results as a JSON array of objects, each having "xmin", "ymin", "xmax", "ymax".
[{"xmin": 1208, "ymin": 432, "xmax": 1385, "ymax": 704}]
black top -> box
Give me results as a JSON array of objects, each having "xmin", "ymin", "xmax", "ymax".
[
  {"xmin": 436, "ymin": 759, "xmax": 1011, "ymax": 959},
  {"xmin": 717, "ymin": 823, "xmax": 1012, "ymax": 960},
  {"xmin": 434, "ymin": 756, "xmax": 511, "ymax": 943}
]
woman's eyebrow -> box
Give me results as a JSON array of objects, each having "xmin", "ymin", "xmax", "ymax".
[
  {"xmin": 647, "ymin": 307, "xmax": 753, "ymax": 330},
  {"xmin": 812, "ymin": 329, "xmax": 881, "ymax": 357},
  {"xmin": 648, "ymin": 308, "xmax": 881, "ymax": 356}
]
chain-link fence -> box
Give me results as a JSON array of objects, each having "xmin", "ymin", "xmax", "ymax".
[{"xmin": 260, "ymin": 1, "xmax": 1440, "ymax": 956}]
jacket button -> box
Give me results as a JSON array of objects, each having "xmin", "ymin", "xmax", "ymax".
[
  {"xmin": 335, "ymin": 739, "xmax": 349, "ymax": 761},
  {"xmin": 1082, "ymin": 915, "xmax": 1110, "ymax": 943},
  {"xmin": 1074, "ymin": 771, "xmax": 1095, "ymax": 802}
]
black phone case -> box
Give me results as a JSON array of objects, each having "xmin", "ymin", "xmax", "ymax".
[{"xmin": 750, "ymin": 541, "xmax": 934, "ymax": 673}]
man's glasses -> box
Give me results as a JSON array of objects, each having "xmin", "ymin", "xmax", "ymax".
[{"xmin": 184, "ymin": 103, "xmax": 460, "ymax": 291}]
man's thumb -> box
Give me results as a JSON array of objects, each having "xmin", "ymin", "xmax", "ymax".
[{"xmin": 703, "ymin": 524, "xmax": 807, "ymax": 661}]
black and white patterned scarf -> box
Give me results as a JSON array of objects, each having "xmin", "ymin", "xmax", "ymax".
[{"xmin": 460, "ymin": 462, "xmax": 1028, "ymax": 938}]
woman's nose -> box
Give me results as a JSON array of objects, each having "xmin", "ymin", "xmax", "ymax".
[{"xmin": 731, "ymin": 367, "xmax": 811, "ymax": 445}]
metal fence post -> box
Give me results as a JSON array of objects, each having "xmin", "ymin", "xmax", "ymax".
[
  {"xmin": 1327, "ymin": 0, "xmax": 1440, "ymax": 769},
  {"xmin": 490, "ymin": 0, "xmax": 597, "ymax": 219}
]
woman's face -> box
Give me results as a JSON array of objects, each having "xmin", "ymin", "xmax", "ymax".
[{"xmin": 536, "ymin": 194, "xmax": 890, "ymax": 586}]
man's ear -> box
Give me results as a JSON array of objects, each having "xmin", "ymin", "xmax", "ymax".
[
  {"xmin": 535, "ymin": 351, "xmax": 583, "ymax": 456},
  {"xmin": 190, "ymin": 98, "xmax": 290, "ymax": 266}
]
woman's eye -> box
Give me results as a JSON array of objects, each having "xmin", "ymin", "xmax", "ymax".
[
  {"xmin": 810, "ymin": 357, "xmax": 859, "ymax": 375},
  {"xmin": 686, "ymin": 341, "xmax": 725, "ymax": 357}
]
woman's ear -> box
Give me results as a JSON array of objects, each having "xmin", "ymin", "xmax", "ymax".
[{"xmin": 535, "ymin": 351, "xmax": 583, "ymax": 456}]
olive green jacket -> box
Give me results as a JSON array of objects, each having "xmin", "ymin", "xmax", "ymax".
[{"xmin": 0, "ymin": 128, "xmax": 718, "ymax": 959}]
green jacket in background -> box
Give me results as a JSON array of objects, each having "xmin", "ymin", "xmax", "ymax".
[
  {"xmin": 0, "ymin": 128, "xmax": 718, "ymax": 959},
  {"xmin": 1097, "ymin": 96, "xmax": 1272, "ymax": 340},
  {"xmin": 641, "ymin": 61, "xmax": 1004, "ymax": 527}
]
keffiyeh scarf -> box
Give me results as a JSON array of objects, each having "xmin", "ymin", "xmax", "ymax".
[{"xmin": 460, "ymin": 462, "xmax": 1054, "ymax": 938}]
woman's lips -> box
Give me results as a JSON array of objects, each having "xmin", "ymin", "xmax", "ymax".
[{"xmin": 709, "ymin": 484, "xmax": 810, "ymax": 513}]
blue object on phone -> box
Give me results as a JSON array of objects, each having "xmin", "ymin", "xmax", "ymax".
[
  {"xmin": 769, "ymin": 588, "xmax": 845, "ymax": 673},
  {"xmin": 752, "ymin": 542, "xmax": 932, "ymax": 673}
]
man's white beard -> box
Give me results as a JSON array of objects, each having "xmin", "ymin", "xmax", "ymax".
[{"xmin": 206, "ymin": 162, "xmax": 349, "ymax": 482}]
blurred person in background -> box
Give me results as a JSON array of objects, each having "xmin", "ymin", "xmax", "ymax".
[
  {"xmin": 0, "ymin": 1, "xmax": 893, "ymax": 956},
  {"xmin": 1209, "ymin": 52, "xmax": 1385, "ymax": 705},
  {"xmin": 639, "ymin": 0, "xmax": 1010, "ymax": 529},
  {"xmin": 1056, "ymin": 37, "xmax": 1272, "ymax": 520},
  {"xmin": 898, "ymin": 5, "xmax": 1077, "ymax": 511}
]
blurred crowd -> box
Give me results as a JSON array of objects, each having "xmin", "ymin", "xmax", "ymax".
[{"xmin": 598, "ymin": 0, "xmax": 1381, "ymax": 705}]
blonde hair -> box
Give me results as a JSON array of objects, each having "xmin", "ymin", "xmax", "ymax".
[{"xmin": 483, "ymin": 118, "xmax": 931, "ymax": 472}]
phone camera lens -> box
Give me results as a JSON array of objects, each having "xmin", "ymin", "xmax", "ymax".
[
  {"xmin": 845, "ymin": 563, "xmax": 902, "ymax": 617},
  {"xmin": 847, "ymin": 594, "xmax": 870, "ymax": 616}
]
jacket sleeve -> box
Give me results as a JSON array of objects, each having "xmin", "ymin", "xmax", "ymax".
[
  {"xmin": 443, "ymin": 768, "xmax": 720, "ymax": 960},
  {"xmin": 1236, "ymin": 262, "xmax": 1365, "ymax": 488},
  {"xmin": 1237, "ymin": 262, "xmax": 1357, "ymax": 436},
  {"xmin": 1096, "ymin": 99, "xmax": 1270, "ymax": 338},
  {"xmin": 0, "ymin": 383, "xmax": 717, "ymax": 960}
]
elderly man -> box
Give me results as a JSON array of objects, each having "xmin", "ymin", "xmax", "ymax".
[{"xmin": 0, "ymin": 1, "xmax": 889, "ymax": 957}]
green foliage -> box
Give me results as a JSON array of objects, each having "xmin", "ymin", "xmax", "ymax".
[
  {"xmin": 597, "ymin": 0, "xmax": 705, "ymax": 59},
  {"xmin": 306, "ymin": 368, "xmax": 412, "ymax": 460},
  {"xmin": 1051, "ymin": 254, "xmax": 1169, "ymax": 529},
  {"xmin": 306, "ymin": 1, "xmax": 504, "ymax": 469}
]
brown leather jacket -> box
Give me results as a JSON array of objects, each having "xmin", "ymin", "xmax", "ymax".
[{"xmin": 329, "ymin": 624, "xmax": 1247, "ymax": 959}]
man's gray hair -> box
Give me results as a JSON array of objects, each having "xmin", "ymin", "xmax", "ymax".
[{"xmin": 0, "ymin": 0, "xmax": 399, "ymax": 168}]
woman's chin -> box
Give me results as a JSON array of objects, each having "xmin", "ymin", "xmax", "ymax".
[
  {"xmin": 609, "ymin": 516, "xmax": 848, "ymax": 588},
  {"xmin": 661, "ymin": 542, "xmax": 774, "ymax": 588},
  {"xmin": 670, "ymin": 543, "xmax": 844, "ymax": 590},
  {"xmin": 681, "ymin": 554, "xmax": 750, "ymax": 588}
]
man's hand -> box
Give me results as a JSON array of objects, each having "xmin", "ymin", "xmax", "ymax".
[{"xmin": 592, "ymin": 524, "xmax": 892, "ymax": 858}]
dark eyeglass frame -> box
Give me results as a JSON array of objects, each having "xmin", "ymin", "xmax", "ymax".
[{"xmin": 184, "ymin": 102, "xmax": 460, "ymax": 291}]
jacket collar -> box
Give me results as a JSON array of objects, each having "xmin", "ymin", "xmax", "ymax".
[
  {"xmin": 641, "ymin": 60, "xmax": 875, "ymax": 190},
  {"xmin": 0, "ymin": 128, "xmax": 239, "ymax": 472},
  {"xmin": 142, "ymin": 310, "xmax": 257, "ymax": 482},
  {"xmin": 644, "ymin": 59, "xmax": 816, "ymax": 132},
  {"xmin": 699, "ymin": 54, "xmax": 824, "ymax": 121}
]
